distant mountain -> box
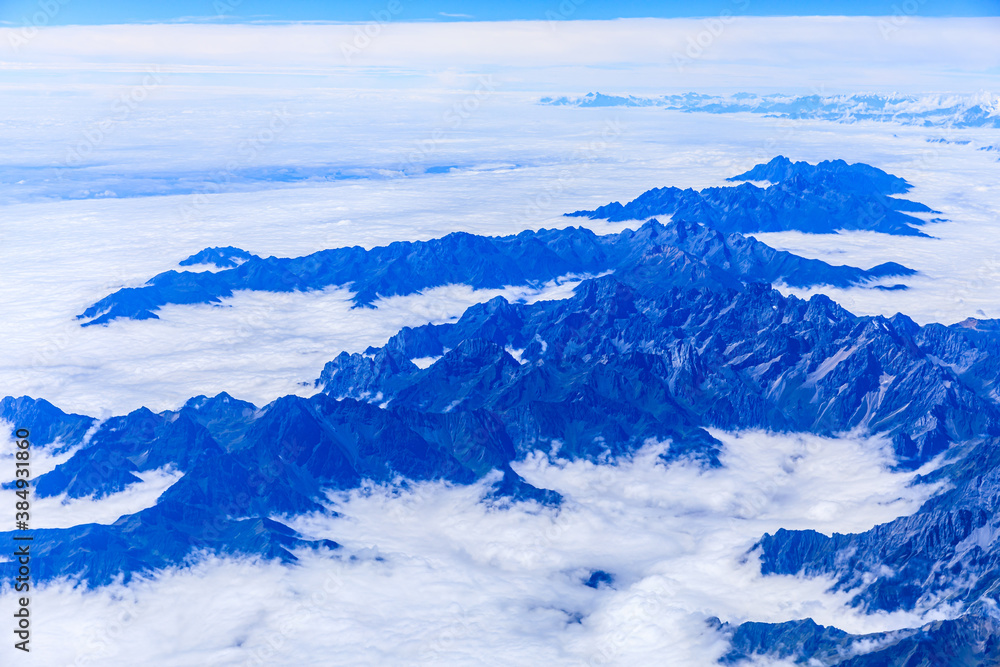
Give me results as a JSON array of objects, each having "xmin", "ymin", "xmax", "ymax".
[
  {"xmin": 76, "ymin": 215, "xmax": 912, "ymax": 327},
  {"xmin": 541, "ymin": 91, "xmax": 1000, "ymax": 129},
  {"xmin": 179, "ymin": 246, "xmax": 256, "ymax": 268},
  {"xmin": 567, "ymin": 156, "xmax": 938, "ymax": 236}
]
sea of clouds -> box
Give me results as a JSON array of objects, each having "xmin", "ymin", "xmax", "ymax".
[
  {"xmin": 0, "ymin": 430, "xmax": 951, "ymax": 666},
  {"xmin": 0, "ymin": 15, "xmax": 997, "ymax": 666}
]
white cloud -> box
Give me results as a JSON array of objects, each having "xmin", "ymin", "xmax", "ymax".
[
  {"xmin": 0, "ymin": 19, "xmax": 997, "ymax": 92},
  {"xmin": 0, "ymin": 430, "xmax": 948, "ymax": 666}
]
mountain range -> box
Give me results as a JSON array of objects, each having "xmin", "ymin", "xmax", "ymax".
[
  {"xmin": 541, "ymin": 92, "xmax": 1000, "ymax": 129},
  {"xmin": 7, "ymin": 156, "xmax": 999, "ymax": 664},
  {"xmin": 77, "ymin": 178, "xmax": 915, "ymax": 327}
]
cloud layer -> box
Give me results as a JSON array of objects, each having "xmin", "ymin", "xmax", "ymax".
[
  {"xmin": 0, "ymin": 430, "xmax": 948, "ymax": 666},
  {"xmin": 2, "ymin": 19, "xmax": 998, "ymax": 92}
]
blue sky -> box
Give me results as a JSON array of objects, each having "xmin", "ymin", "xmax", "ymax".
[{"xmin": 1, "ymin": 0, "xmax": 998, "ymax": 24}]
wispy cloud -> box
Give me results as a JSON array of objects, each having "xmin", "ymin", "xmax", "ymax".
[{"xmin": 0, "ymin": 19, "xmax": 996, "ymax": 91}]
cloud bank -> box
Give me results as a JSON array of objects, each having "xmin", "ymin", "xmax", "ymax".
[{"xmin": 1, "ymin": 430, "xmax": 949, "ymax": 666}]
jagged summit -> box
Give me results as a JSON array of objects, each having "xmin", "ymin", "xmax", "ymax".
[
  {"xmin": 179, "ymin": 246, "xmax": 257, "ymax": 268},
  {"xmin": 727, "ymin": 155, "xmax": 913, "ymax": 195},
  {"xmin": 567, "ymin": 157, "xmax": 937, "ymax": 235}
]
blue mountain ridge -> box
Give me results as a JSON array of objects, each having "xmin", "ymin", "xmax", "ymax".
[
  {"xmin": 179, "ymin": 246, "xmax": 255, "ymax": 268},
  {"xmin": 77, "ymin": 212, "xmax": 913, "ymax": 327},
  {"xmin": 7, "ymin": 271, "xmax": 1000, "ymax": 589},
  {"xmin": 567, "ymin": 156, "xmax": 938, "ymax": 236},
  {"xmin": 540, "ymin": 92, "xmax": 1000, "ymax": 129},
  {"xmin": 715, "ymin": 604, "xmax": 1000, "ymax": 665},
  {"xmin": 0, "ymin": 396, "xmax": 94, "ymax": 450}
]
